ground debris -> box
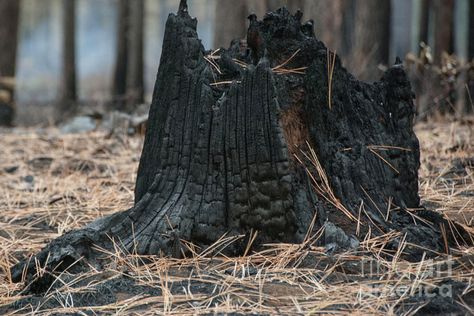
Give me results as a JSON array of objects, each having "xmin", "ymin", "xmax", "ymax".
[{"xmin": 0, "ymin": 119, "xmax": 472, "ymax": 314}]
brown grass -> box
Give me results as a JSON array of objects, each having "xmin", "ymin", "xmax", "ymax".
[
  {"xmin": 0, "ymin": 118, "xmax": 473, "ymax": 315},
  {"xmin": 416, "ymin": 118, "xmax": 473, "ymax": 226}
]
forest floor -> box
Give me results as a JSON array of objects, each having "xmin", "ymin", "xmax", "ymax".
[{"xmin": 0, "ymin": 118, "xmax": 473, "ymax": 315}]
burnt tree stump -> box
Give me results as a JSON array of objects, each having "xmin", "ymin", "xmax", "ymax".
[{"xmin": 12, "ymin": 1, "xmax": 471, "ymax": 291}]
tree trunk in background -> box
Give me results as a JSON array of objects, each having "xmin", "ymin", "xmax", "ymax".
[
  {"xmin": 468, "ymin": 0, "xmax": 474, "ymax": 111},
  {"xmin": 285, "ymin": 0, "xmax": 304, "ymax": 12},
  {"xmin": 0, "ymin": 0, "xmax": 20, "ymax": 126},
  {"xmin": 127, "ymin": 0, "xmax": 145, "ymax": 109},
  {"xmin": 301, "ymin": 0, "xmax": 345, "ymax": 54},
  {"xmin": 351, "ymin": 0, "xmax": 391, "ymax": 81},
  {"xmin": 295, "ymin": 0, "xmax": 353, "ymax": 66},
  {"xmin": 213, "ymin": 0, "xmax": 248, "ymax": 48},
  {"xmin": 112, "ymin": 0, "xmax": 130, "ymax": 109},
  {"xmin": 13, "ymin": 3, "xmax": 471, "ymax": 292},
  {"xmin": 341, "ymin": 0, "xmax": 356, "ymax": 62},
  {"xmin": 470, "ymin": 0, "xmax": 474, "ymax": 60},
  {"xmin": 0, "ymin": 0, "xmax": 19, "ymax": 79},
  {"xmin": 419, "ymin": 0, "xmax": 431, "ymax": 47},
  {"xmin": 432, "ymin": 0, "xmax": 454, "ymax": 64},
  {"xmin": 467, "ymin": 0, "xmax": 474, "ymax": 61},
  {"xmin": 59, "ymin": 0, "xmax": 77, "ymax": 117},
  {"xmin": 214, "ymin": 0, "xmax": 293, "ymax": 49}
]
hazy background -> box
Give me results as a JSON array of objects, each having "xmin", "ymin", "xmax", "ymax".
[
  {"xmin": 0, "ymin": 0, "xmax": 472, "ymax": 125},
  {"xmin": 17, "ymin": 0, "xmax": 215, "ymax": 103}
]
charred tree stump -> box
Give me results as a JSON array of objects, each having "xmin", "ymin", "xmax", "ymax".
[{"xmin": 12, "ymin": 1, "xmax": 471, "ymax": 292}]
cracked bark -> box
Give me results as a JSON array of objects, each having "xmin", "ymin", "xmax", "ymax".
[{"xmin": 12, "ymin": 1, "xmax": 472, "ymax": 293}]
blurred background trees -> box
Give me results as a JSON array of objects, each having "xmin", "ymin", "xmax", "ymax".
[
  {"xmin": 0, "ymin": 0, "xmax": 20, "ymax": 126},
  {"xmin": 0, "ymin": 0, "xmax": 472, "ymax": 126},
  {"xmin": 112, "ymin": 0, "xmax": 129, "ymax": 110},
  {"xmin": 112, "ymin": 0, "xmax": 144, "ymax": 112},
  {"xmin": 59, "ymin": 0, "xmax": 77, "ymax": 116},
  {"xmin": 127, "ymin": 0, "xmax": 145, "ymax": 109},
  {"xmin": 351, "ymin": 0, "xmax": 391, "ymax": 80}
]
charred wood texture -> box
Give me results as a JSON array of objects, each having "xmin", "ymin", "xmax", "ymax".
[{"xmin": 12, "ymin": 1, "xmax": 472, "ymax": 292}]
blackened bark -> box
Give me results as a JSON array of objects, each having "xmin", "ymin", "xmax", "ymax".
[
  {"xmin": 12, "ymin": 2, "xmax": 472, "ymax": 292},
  {"xmin": 0, "ymin": 0, "xmax": 20, "ymax": 126},
  {"xmin": 58, "ymin": 0, "xmax": 77, "ymax": 116}
]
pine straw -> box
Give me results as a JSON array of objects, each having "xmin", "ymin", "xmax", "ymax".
[
  {"xmin": 0, "ymin": 119, "xmax": 473, "ymax": 315},
  {"xmin": 416, "ymin": 119, "xmax": 473, "ymax": 227}
]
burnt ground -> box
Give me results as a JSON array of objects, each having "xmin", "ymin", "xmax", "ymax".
[{"xmin": 0, "ymin": 117, "xmax": 473, "ymax": 315}]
